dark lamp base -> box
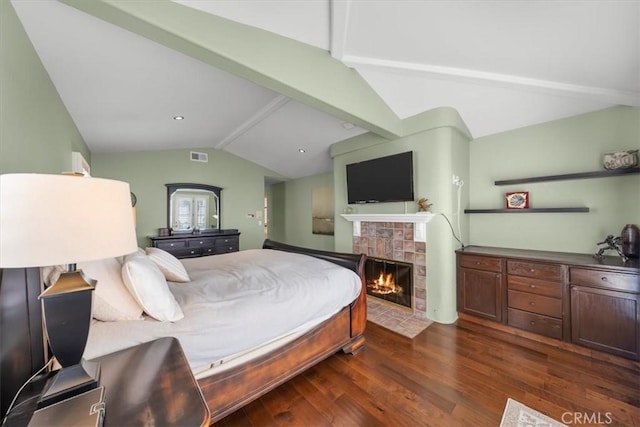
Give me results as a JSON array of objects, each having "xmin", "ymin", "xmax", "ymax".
[{"xmin": 37, "ymin": 360, "xmax": 101, "ymax": 409}]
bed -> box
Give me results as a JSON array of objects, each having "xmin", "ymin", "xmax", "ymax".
[{"xmin": 0, "ymin": 239, "xmax": 367, "ymax": 424}]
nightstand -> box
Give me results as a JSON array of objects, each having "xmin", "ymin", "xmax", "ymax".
[{"xmin": 5, "ymin": 337, "xmax": 210, "ymax": 426}]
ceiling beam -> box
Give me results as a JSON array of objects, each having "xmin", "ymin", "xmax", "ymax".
[
  {"xmin": 60, "ymin": 0, "xmax": 403, "ymax": 139},
  {"xmin": 329, "ymin": 0, "xmax": 350, "ymax": 61},
  {"xmin": 215, "ymin": 95, "xmax": 289, "ymax": 149},
  {"xmin": 343, "ymin": 55, "xmax": 640, "ymax": 107}
]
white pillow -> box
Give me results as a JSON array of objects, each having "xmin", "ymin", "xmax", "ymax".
[
  {"xmin": 78, "ymin": 258, "xmax": 143, "ymax": 322},
  {"xmin": 40, "ymin": 265, "xmax": 66, "ymax": 287},
  {"xmin": 145, "ymin": 247, "xmax": 190, "ymax": 282},
  {"xmin": 122, "ymin": 255, "xmax": 184, "ymax": 322}
]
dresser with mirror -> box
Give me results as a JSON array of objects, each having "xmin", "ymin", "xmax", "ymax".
[{"xmin": 150, "ymin": 183, "xmax": 240, "ymax": 258}]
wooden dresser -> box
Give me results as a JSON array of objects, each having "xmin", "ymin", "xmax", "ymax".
[
  {"xmin": 456, "ymin": 246, "xmax": 640, "ymax": 360},
  {"xmin": 150, "ymin": 229, "xmax": 240, "ymax": 259}
]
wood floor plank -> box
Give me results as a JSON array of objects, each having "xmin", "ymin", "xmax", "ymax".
[
  {"xmin": 242, "ymin": 388, "xmax": 281, "ymax": 427},
  {"xmin": 214, "ymin": 319, "xmax": 640, "ymax": 427}
]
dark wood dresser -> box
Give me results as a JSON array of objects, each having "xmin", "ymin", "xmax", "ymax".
[
  {"xmin": 456, "ymin": 246, "xmax": 640, "ymax": 360},
  {"xmin": 150, "ymin": 230, "xmax": 240, "ymax": 259}
]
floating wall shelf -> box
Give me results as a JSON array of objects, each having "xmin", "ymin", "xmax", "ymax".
[
  {"xmin": 494, "ymin": 167, "xmax": 640, "ymax": 186},
  {"xmin": 464, "ymin": 207, "xmax": 590, "ymax": 214}
]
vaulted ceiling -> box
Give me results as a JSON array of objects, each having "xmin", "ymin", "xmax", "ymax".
[{"xmin": 11, "ymin": 0, "xmax": 639, "ymax": 179}]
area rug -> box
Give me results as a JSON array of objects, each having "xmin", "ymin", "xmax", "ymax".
[
  {"xmin": 366, "ymin": 298, "xmax": 432, "ymax": 339},
  {"xmin": 500, "ymin": 398, "xmax": 567, "ymax": 427}
]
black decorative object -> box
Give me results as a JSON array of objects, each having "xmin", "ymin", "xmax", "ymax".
[
  {"xmin": 621, "ymin": 224, "xmax": 640, "ymax": 259},
  {"xmin": 594, "ymin": 234, "xmax": 628, "ymax": 262}
]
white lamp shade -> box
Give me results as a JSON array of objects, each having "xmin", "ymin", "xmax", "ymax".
[{"xmin": 0, "ymin": 174, "xmax": 138, "ymax": 268}]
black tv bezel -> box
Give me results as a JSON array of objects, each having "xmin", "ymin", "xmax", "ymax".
[{"xmin": 346, "ymin": 151, "xmax": 414, "ymax": 204}]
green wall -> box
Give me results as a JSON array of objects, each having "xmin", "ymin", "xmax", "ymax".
[
  {"xmin": 0, "ymin": 0, "xmax": 90, "ymax": 174},
  {"xmin": 91, "ymin": 148, "xmax": 283, "ymax": 250},
  {"xmin": 469, "ymin": 106, "xmax": 640, "ymax": 253},
  {"xmin": 268, "ymin": 172, "xmax": 335, "ymax": 251}
]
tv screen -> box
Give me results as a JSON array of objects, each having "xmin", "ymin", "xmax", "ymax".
[{"xmin": 346, "ymin": 151, "xmax": 414, "ymax": 204}]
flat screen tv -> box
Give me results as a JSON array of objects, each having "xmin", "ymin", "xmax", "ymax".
[{"xmin": 346, "ymin": 151, "xmax": 414, "ymax": 204}]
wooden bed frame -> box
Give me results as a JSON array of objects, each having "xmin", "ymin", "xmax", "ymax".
[
  {"xmin": 0, "ymin": 239, "xmax": 367, "ymax": 424},
  {"xmin": 199, "ymin": 239, "xmax": 368, "ymax": 423}
]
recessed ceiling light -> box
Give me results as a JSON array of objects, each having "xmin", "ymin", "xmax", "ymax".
[
  {"xmin": 173, "ymin": 116, "xmax": 185, "ymax": 121},
  {"xmin": 341, "ymin": 122, "xmax": 355, "ymax": 130},
  {"xmin": 298, "ymin": 149, "xmax": 306, "ymax": 153}
]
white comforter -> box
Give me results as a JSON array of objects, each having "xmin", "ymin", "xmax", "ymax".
[{"xmin": 83, "ymin": 249, "xmax": 362, "ymax": 371}]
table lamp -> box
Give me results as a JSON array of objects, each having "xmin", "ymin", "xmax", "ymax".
[{"xmin": 0, "ymin": 173, "xmax": 137, "ymax": 407}]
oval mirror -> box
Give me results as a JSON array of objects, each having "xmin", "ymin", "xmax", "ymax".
[{"xmin": 166, "ymin": 183, "xmax": 221, "ymax": 233}]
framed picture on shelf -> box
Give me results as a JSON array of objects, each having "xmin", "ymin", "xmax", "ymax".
[{"xmin": 505, "ymin": 191, "xmax": 529, "ymax": 209}]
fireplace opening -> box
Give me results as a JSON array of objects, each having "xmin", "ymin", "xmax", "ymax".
[{"xmin": 365, "ymin": 257, "xmax": 412, "ymax": 308}]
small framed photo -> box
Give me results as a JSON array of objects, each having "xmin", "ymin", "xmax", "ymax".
[{"xmin": 505, "ymin": 192, "xmax": 529, "ymax": 209}]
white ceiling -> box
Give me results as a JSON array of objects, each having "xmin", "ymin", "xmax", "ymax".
[{"xmin": 11, "ymin": 0, "xmax": 639, "ymax": 179}]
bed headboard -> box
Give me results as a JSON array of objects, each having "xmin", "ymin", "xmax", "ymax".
[
  {"xmin": 0, "ymin": 267, "xmax": 45, "ymax": 417},
  {"xmin": 262, "ymin": 239, "xmax": 366, "ymax": 277}
]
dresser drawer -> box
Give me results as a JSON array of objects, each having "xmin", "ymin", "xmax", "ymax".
[
  {"xmin": 155, "ymin": 240, "xmax": 188, "ymax": 251},
  {"xmin": 507, "ymin": 260, "xmax": 562, "ymax": 281},
  {"xmin": 189, "ymin": 238, "xmax": 217, "ymax": 249},
  {"xmin": 459, "ymin": 255, "xmax": 502, "ymax": 272},
  {"xmin": 214, "ymin": 243, "xmax": 239, "ymax": 254},
  {"xmin": 168, "ymin": 247, "xmax": 201, "ymax": 258},
  {"xmin": 215, "ymin": 236, "xmax": 239, "ymax": 247},
  {"xmin": 507, "ymin": 276, "xmax": 562, "ymax": 298},
  {"xmin": 508, "ymin": 308, "xmax": 563, "ymax": 340},
  {"xmin": 570, "ymin": 268, "xmax": 640, "ymax": 293},
  {"xmin": 508, "ymin": 290, "xmax": 562, "ymax": 318}
]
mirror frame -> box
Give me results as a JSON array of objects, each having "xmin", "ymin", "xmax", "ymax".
[{"xmin": 166, "ymin": 183, "xmax": 222, "ymax": 233}]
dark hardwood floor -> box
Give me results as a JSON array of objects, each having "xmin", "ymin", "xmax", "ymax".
[{"xmin": 214, "ymin": 319, "xmax": 640, "ymax": 427}]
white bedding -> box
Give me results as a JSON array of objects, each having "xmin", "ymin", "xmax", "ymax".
[{"xmin": 83, "ymin": 249, "xmax": 362, "ymax": 372}]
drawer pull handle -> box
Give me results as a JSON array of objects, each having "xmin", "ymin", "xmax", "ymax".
[
  {"xmin": 530, "ymin": 268, "xmax": 535, "ymax": 272},
  {"xmin": 190, "ymin": 250, "xmax": 195, "ymax": 254},
  {"xmin": 170, "ymin": 243, "xmax": 174, "ymax": 247},
  {"xmin": 529, "ymin": 284, "xmax": 536, "ymax": 288},
  {"xmin": 601, "ymin": 277, "xmax": 608, "ymax": 281},
  {"xmin": 199, "ymin": 241, "xmax": 203, "ymax": 244},
  {"xmin": 529, "ymin": 321, "xmax": 536, "ymax": 326},
  {"xmin": 529, "ymin": 302, "xmax": 536, "ymax": 306},
  {"xmin": 475, "ymin": 261, "xmax": 481, "ymax": 265}
]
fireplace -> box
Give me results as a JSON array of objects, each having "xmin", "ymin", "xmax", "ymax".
[
  {"xmin": 345, "ymin": 217, "xmax": 431, "ymax": 318},
  {"xmin": 365, "ymin": 257, "xmax": 413, "ymax": 309}
]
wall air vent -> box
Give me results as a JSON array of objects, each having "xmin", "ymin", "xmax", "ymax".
[{"xmin": 190, "ymin": 151, "xmax": 208, "ymax": 162}]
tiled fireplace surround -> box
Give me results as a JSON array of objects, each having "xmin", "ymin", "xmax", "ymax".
[{"xmin": 352, "ymin": 221, "xmax": 428, "ymax": 316}]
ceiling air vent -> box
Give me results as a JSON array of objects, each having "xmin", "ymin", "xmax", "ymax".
[{"xmin": 190, "ymin": 151, "xmax": 208, "ymax": 162}]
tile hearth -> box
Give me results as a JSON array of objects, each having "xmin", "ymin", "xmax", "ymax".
[{"xmin": 367, "ymin": 297, "xmax": 432, "ymax": 338}]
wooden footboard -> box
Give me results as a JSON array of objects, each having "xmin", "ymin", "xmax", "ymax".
[{"xmin": 198, "ymin": 240, "xmax": 367, "ymax": 424}]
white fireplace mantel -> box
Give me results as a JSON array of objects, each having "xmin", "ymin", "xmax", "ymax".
[{"xmin": 341, "ymin": 213, "xmax": 435, "ymax": 242}]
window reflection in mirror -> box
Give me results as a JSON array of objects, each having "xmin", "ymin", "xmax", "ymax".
[{"xmin": 166, "ymin": 184, "xmax": 221, "ymax": 233}]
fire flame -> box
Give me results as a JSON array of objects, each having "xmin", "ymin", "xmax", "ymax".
[{"xmin": 368, "ymin": 271, "xmax": 400, "ymax": 295}]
